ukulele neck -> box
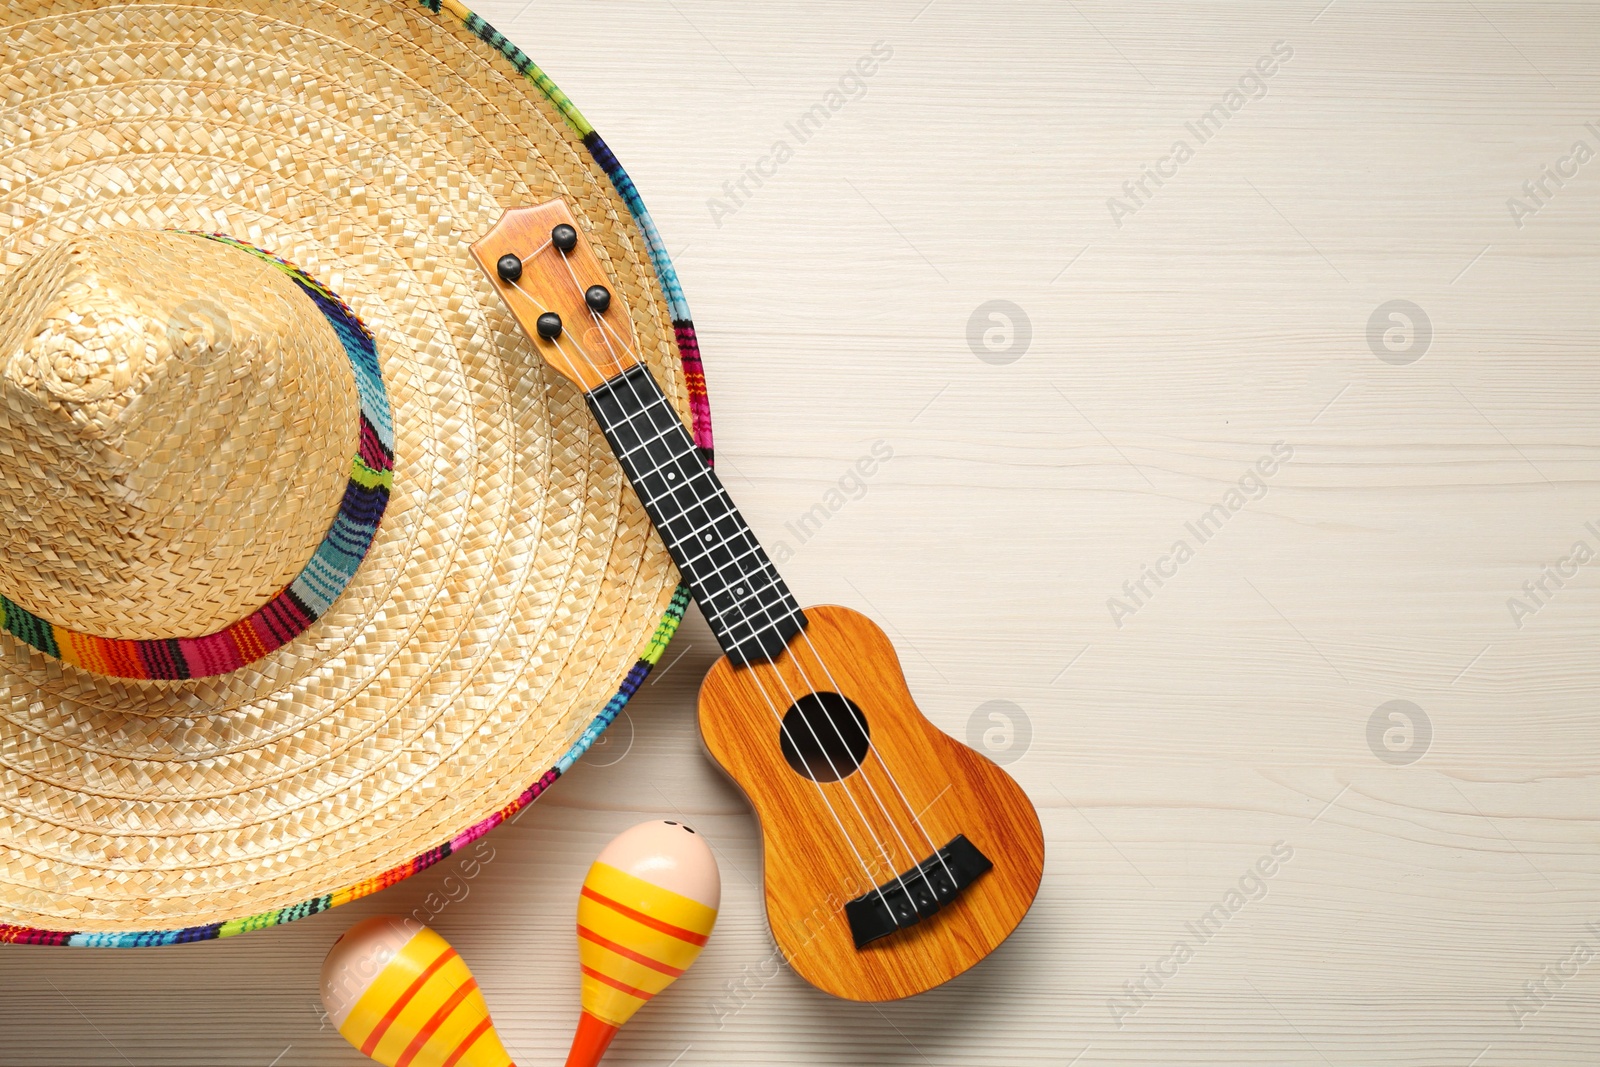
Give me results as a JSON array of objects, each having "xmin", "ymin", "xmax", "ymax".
[{"xmin": 586, "ymin": 364, "xmax": 806, "ymax": 665}]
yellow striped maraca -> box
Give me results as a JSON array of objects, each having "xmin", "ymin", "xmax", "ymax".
[
  {"xmin": 321, "ymin": 822, "xmax": 718, "ymax": 1067},
  {"xmin": 567, "ymin": 820, "xmax": 720, "ymax": 1067},
  {"xmin": 322, "ymin": 916, "xmax": 512, "ymax": 1067}
]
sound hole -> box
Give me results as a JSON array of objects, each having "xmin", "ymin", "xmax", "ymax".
[{"xmin": 779, "ymin": 693, "xmax": 871, "ymax": 782}]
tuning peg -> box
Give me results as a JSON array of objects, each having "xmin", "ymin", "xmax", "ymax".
[
  {"xmin": 496, "ymin": 254, "xmax": 523, "ymax": 283},
  {"xmin": 552, "ymin": 224, "xmax": 578, "ymax": 253}
]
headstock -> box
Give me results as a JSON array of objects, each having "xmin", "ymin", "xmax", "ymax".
[{"xmin": 470, "ymin": 200, "xmax": 639, "ymax": 391}]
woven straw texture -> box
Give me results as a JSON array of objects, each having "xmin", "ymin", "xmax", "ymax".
[
  {"xmin": 0, "ymin": 0, "xmax": 708, "ymax": 940},
  {"xmin": 0, "ymin": 229, "xmax": 362, "ymax": 641}
]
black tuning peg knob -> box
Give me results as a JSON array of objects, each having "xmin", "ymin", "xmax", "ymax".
[
  {"xmin": 551, "ymin": 224, "xmax": 578, "ymax": 253},
  {"xmin": 585, "ymin": 285, "xmax": 612, "ymax": 313},
  {"xmin": 536, "ymin": 312, "xmax": 563, "ymax": 341},
  {"xmin": 496, "ymin": 253, "xmax": 523, "ymax": 283}
]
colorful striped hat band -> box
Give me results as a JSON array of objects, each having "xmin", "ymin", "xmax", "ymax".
[{"xmin": 0, "ymin": 230, "xmax": 393, "ymax": 681}]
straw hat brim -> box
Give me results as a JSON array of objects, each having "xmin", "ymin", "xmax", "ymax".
[{"xmin": 0, "ymin": 0, "xmax": 712, "ymax": 945}]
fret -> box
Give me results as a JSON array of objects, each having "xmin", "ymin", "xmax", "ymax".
[
  {"xmin": 696, "ymin": 561, "xmax": 783, "ymax": 619},
  {"xmin": 700, "ymin": 575, "xmax": 797, "ymax": 647},
  {"xmin": 632, "ymin": 460, "xmax": 722, "ymax": 518},
  {"xmin": 586, "ymin": 364, "xmax": 805, "ymax": 664},
  {"xmin": 658, "ymin": 508, "xmax": 752, "ymax": 567},
  {"xmin": 604, "ymin": 407, "xmax": 697, "ymax": 473},
  {"xmin": 629, "ymin": 470, "xmax": 741, "ymax": 558},
  {"xmin": 674, "ymin": 526, "xmax": 768, "ymax": 577},
  {"xmin": 660, "ymin": 506, "xmax": 744, "ymax": 549},
  {"xmin": 609, "ymin": 405, "xmax": 685, "ymax": 451},
  {"xmin": 615, "ymin": 426, "xmax": 698, "ymax": 472},
  {"xmin": 631, "ymin": 462, "xmax": 785, "ymax": 612},
  {"xmin": 606, "ymin": 395, "xmax": 683, "ymax": 446}
]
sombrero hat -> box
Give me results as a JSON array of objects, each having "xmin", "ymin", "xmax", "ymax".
[{"xmin": 0, "ymin": 0, "xmax": 711, "ymax": 946}]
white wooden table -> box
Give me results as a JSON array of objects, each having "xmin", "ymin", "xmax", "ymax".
[{"xmin": 5, "ymin": 2, "xmax": 1599, "ymax": 1064}]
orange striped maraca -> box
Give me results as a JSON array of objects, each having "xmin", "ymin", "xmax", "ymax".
[
  {"xmin": 322, "ymin": 916, "xmax": 513, "ymax": 1067},
  {"xmin": 566, "ymin": 820, "xmax": 721, "ymax": 1067}
]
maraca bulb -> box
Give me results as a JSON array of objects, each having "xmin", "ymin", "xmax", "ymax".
[
  {"xmin": 567, "ymin": 821, "xmax": 721, "ymax": 1067},
  {"xmin": 323, "ymin": 916, "xmax": 514, "ymax": 1067}
]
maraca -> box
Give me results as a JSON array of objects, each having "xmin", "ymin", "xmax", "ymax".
[
  {"xmin": 321, "ymin": 821, "xmax": 718, "ymax": 1067},
  {"xmin": 322, "ymin": 916, "xmax": 514, "ymax": 1067},
  {"xmin": 566, "ymin": 820, "xmax": 720, "ymax": 1067}
]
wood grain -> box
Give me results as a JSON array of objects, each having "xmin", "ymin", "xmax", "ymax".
[
  {"xmin": 5, "ymin": 2, "xmax": 1600, "ymax": 1065},
  {"xmin": 469, "ymin": 200, "xmax": 638, "ymax": 391},
  {"xmin": 698, "ymin": 605, "xmax": 1044, "ymax": 1001}
]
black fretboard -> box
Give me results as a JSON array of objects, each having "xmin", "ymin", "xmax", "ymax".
[{"xmin": 587, "ymin": 364, "xmax": 805, "ymax": 665}]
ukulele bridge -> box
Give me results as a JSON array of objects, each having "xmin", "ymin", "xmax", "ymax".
[{"xmin": 844, "ymin": 834, "xmax": 993, "ymax": 949}]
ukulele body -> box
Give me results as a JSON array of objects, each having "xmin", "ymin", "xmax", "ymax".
[{"xmin": 698, "ymin": 604, "xmax": 1045, "ymax": 1002}]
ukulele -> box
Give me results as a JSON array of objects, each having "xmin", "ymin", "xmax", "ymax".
[{"xmin": 471, "ymin": 202, "xmax": 1044, "ymax": 1002}]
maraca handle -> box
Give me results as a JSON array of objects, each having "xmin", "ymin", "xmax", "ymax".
[{"xmin": 564, "ymin": 1011, "xmax": 619, "ymax": 1067}]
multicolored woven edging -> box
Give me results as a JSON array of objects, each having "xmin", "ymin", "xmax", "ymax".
[
  {"xmin": 0, "ymin": 1, "xmax": 710, "ymax": 946},
  {"xmin": 0, "ymin": 587, "xmax": 690, "ymax": 947},
  {"xmin": 0, "ymin": 233, "xmax": 393, "ymax": 681}
]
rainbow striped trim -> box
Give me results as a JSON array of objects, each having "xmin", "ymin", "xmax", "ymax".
[
  {"xmin": 0, "ymin": 233, "xmax": 393, "ymax": 681},
  {"xmin": 0, "ymin": 0, "xmax": 709, "ymax": 946}
]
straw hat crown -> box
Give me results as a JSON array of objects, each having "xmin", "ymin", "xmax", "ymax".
[{"xmin": 0, "ymin": 229, "xmax": 359, "ymax": 642}]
